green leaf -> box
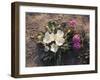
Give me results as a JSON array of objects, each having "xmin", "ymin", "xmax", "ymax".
[{"xmin": 48, "ymin": 21, "xmax": 57, "ymax": 31}]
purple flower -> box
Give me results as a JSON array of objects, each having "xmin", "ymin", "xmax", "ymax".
[
  {"xmin": 72, "ymin": 34, "xmax": 80, "ymax": 43},
  {"xmin": 72, "ymin": 34, "xmax": 81, "ymax": 49},
  {"xmin": 73, "ymin": 43, "xmax": 81, "ymax": 49},
  {"xmin": 68, "ymin": 19, "xmax": 77, "ymax": 27}
]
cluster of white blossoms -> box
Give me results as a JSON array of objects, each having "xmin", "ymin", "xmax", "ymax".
[{"xmin": 43, "ymin": 30, "xmax": 65, "ymax": 53}]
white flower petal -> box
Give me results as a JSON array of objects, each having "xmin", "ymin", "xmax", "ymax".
[
  {"xmin": 43, "ymin": 32, "xmax": 51, "ymax": 44},
  {"xmin": 54, "ymin": 30, "xmax": 65, "ymax": 46},
  {"xmin": 56, "ymin": 30, "xmax": 64, "ymax": 37},
  {"xmin": 43, "ymin": 37, "xmax": 51, "ymax": 44},
  {"xmin": 51, "ymin": 43, "xmax": 58, "ymax": 53},
  {"xmin": 50, "ymin": 33, "xmax": 55, "ymax": 41},
  {"xmin": 44, "ymin": 45, "xmax": 49, "ymax": 52},
  {"xmin": 55, "ymin": 37, "xmax": 65, "ymax": 46}
]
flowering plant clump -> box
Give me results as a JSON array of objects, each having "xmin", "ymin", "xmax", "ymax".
[
  {"xmin": 43, "ymin": 30, "xmax": 65, "ymax": 53},
  {"xmin": 36, "ymin": 19, "xmax": 89, "ymax": 66},
  {"xmin": 72, "ymin": 34, "xmax": 81, "ymax": 49}
]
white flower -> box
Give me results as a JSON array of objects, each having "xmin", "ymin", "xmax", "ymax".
[
  {"xmin": 43, "ymin": 30, "xmax": 65, "ymax": 46},
  {"xmin": 51, "ymin": 43, "xmax": 58, "ymax": 53},
  {"xmin": 44, "ymin": 45, "xmax": 49, "ymax": 52},
  {"xmin": 43, "ymin": 32, "xmax": 55, "ymax": 44},
  {"xmin": 43, "ymin": 32, "xmax": 51, "ymax": 44},
  {"xmin": 55, "ymin": 30, "xmax": 65, "ymax": 46},
  {"xmin": 50, "ymin": 33, "xmax": 55, "ymax": 41},
  {"xmin": 56, "ymin": 30, "xmax": 64, "ymax": 38},
  {"xmin": 55, "ymin": 37, "xmax": 65, "ymax": 46}
]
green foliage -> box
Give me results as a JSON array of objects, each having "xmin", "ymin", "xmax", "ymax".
[{"xmin": 48, "ymin": 21, "xmax": 57, "ymax": 31}]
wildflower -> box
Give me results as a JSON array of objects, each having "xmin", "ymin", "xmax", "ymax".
[
  {"xmin": 43, "ymin": 30, "xmax": 65, "ymax": 46},
  {"xmin": 72, "ymin": 34, "xmax": 80, "ymax": 43},
  {"xmin": 43, "ymin": 32, "xmax": 52, "ymax": 44},
  {"xmin": 72, "ymin": 34, "xmax": 81, "ymax": 49},
  {"xmin": 73, "ymin": 43, "xmax": 81, "ymax": 49},
  {"xmin": 55, "ymin": 30, "xmax": 65, "ymax": 46},
  {"xmin": 51, "ymin": 43, "xmax": 58, "ymax": 53},
  {"xmin": 68, "ymin": 19, "xmax": 77, "ymax": 27}
]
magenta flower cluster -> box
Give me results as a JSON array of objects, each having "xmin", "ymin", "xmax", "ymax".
[
  {"xmin": 72, "ymin": 34, "xmax": 81, "ymax": 50},
  {"xmin": 68, "ymin": 19, "xmax": 81, "ymax": 50},
  {"xmin": 68, "ymin": 19, "xmax": 77, "ymax": 27}
]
